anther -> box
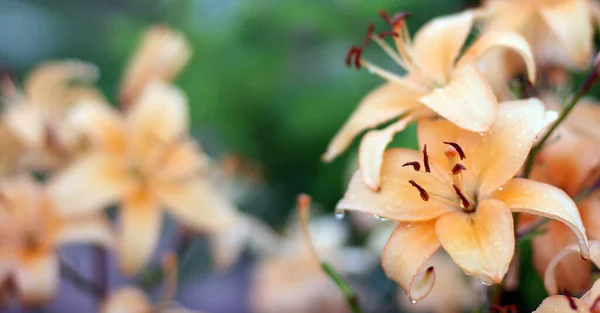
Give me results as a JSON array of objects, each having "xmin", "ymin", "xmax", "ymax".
[
  {"xmin": 422, "ymin": 145, "xmax": 431, "ymax": 173},
  {"xmin": 345, "ymin": 46, "xmax": 363, "ymax": 69},
  {"xmin": 390, "ymin": 12, "xmax": 411, "ymax": 28},
  {"xmin": 408, "ymin": 180, "xmax": 429, "ymax": 201},
  {"xmin": 453, "ymin": 184, "xmax": 471, "ymax": 210},
  {"xmin": 364, "ymin": 24, "xmax": 375, "ymax": 47},
  {"xmin": 563, "ymin": 290, "xmax": 578, "ymax": 310},
  {"xmin": 452, "ymin": 163, "xmax": 466, "ymax": 175},
  {"xmin": 378, "ymin": 31, "xmax": 399, "ymax": 38},
  {"xmin": 379, "ymin": 9, "xmax": 391, "ymax": 25},
  {"xmin": 402, "ymin": 161, "xmax": 421, "ymax": 171},
  {"xmin": 443, "ymin": 142, "xmax": 466, "ymax": 160}
]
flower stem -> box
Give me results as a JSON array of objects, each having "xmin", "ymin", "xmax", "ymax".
[
  {"xmin": 516, "ymin": 218, "xmax": 550, "ymax": 241},
  {"xmin": 523, "ymin": 67, "xmax": 600, "ymax": 178},
  {"xmin": 321, "ymin": 262, "xmax": 363, "ymax": 313},
  {"xmin": 60, "ymin": 259, "xmax": 105, "ymax": 299}
]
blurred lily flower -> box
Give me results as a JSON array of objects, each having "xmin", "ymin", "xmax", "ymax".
[
  {"xmin": 525, "ymin": 96, "xmax": 600, "ymax": 294},
  {"xmin": 250, "ymin": 195, "xmax": 374, "ymax": 313},
  {"xmin": 336, "ymin": 99, "xmax": 589, "ymax": 301},
  {"xmin": 119, "ymin": 26, "xmax": 192, "ymax": 107},
  {"xmin": 481, "ymin": 0, "xmax": 600, "ymax": 70},
  {"xmin": 0, "ymin": 175, "xmax": 113, "ymax": 305},
  {"xmin": 323, "ymin": 10, "xmax": 536, "ymax": 191},
  {"xmin": 535, "ymin": 241, "xmax": 600, "ymax": 312},
  {"xmin": 102, "ymin": 254, "xmax": 202, "ymax": 313},
  {"xmin": 1, "ymin": 60, "xmax": 104, "ymax": 173},
  {"xmin": 48, "ymin": 80, "xmax": 237, "ymax": 275}
]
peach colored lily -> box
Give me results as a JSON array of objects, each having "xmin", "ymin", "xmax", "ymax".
[
  {"xmin": 524, "ymin": 97, "xmax": 600, "ymax": 294},
  {"xmin": 535, "ymin": 241, "xmax": 600, "ymax": 313},
  {"xmin": 1, "ymin": 60, "xmax": 103, "ymax": 173},
  {"xmin": 0, "ymin": 175, "xmax": 113, "ymax": 305},
  {"xmin": 119, "ymin": 26, "xmax": 191, "ymax": 106},
  {"xmin": 480, "ymin": 0, "xmax": 600, "ymax": 70},
  {"xmin": 48, "ymin": 80, "xmax": 236, "ymax": 275},
  {"xmin": 323, "ymin": 10, "xmax": 536, "ymax": 190},
  {"xmin": 101, "ymin": 254, "xmax": 203, "ymax": 313},
  {"xmin": 336, "ymin": 99, "xmax": 589, "ymax": 301}
]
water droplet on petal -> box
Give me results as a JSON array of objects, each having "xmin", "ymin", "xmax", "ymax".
[
  {"xmin": 410, "ymin": 298, "xmax": 418, "ymax": 304},
  {"xmin": 373, "ymin": 214, "xmax": 388, "ymax": 221},
  {"xmin": 481, "ymin": 281, "xmax": 491, "ymax": 286},
  {"xmin": 334, "ymin": 208, "xmax": 346, "ymax": 220},
  {"xmin": 368, "ymin": 68, "xmax": 375, "ymax": 74}
]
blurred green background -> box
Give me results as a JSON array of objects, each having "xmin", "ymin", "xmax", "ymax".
[{"xmin": 0, "ymin": 0, "xmax": 477, "ymax": 226}]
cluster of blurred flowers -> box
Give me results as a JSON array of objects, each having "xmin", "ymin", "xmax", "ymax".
[{"xmin": 2, "ymin": 0, "xmax": 600, "ymax": 312}]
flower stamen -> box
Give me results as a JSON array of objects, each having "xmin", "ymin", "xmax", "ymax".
[
  {"xmin": 408, "ymin": 180, "xmax": 429, "ymax": 201},
  {"xmin": 563, "ymin": 290, "xmax": 578, "ymax": 310},
  {"xmin": 451, "ymin": 163, "xmax": 466, "ymax": 175},
  {"xmin": 345, "ymin": 46, "xmax": 363, "ymax": 69},
  {"xmin": 422, "ymin": 145, "xmax": 431, "ymax": 173},
  {"xmin": 443, "ymin": 142, "xmax": 466, "ymax": 160},
  {"xmin": 402, "ymin": 161, "xmax": 421, "ymax": 171},
  {"xmin": 453, "ymin": 184, "xmax": 472, "ymax": 211}
]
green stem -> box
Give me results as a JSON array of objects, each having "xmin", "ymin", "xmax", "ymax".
[
  {"xmin": 523, "ymin": 68, "xmax": 599, "ymax": 178},
  {"xmin": 321, "ymin": 262, "xmax": 363, "ymax": 313}
]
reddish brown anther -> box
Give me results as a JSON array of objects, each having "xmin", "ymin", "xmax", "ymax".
[
  {"xmin": 564, "ymin": 291, "xmax": 578, "ymax": 310},
  {"xmin": 443, "ymin": 142, "xmax": 466, "ymax": 160},
  {"xmin": 402, "ymin": 161, "xmax": 421, "ymax": 171},
  {"xmin": 409, "ymin": 180, "xmax": 429, "ymax": 201},
  {"xmin": 452, "ymin": 163, "xmax": 466, "ymax": 175},
  {"xmin": 378, "ymin": 31, "xmax": 399, "ymax": 38},
  {"xmin": 390, "ymin": 12, "xmax": 411, "ymax": 28},
  {"xmin": 422, "ymin": 145, "xmax": 431, "ymax": 173},
  {"xmin": 345, "ymin": 46, "xmax": 363, "ymax": 69},
  {"xmin": 364, "ymin": 24, "xmax": 376, "ymax": 46},
  {"xmin": 453, "ymin": 184, "xmax": 471, "ymax": 210},
  {"xmin": 379, "ymin": 9, "xmax": 391, "ymax": 25}
]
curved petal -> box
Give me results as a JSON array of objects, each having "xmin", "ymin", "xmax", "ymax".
[
  {"xmin": 118, "ymin": 188, "xmax": 162, "ymax": 275},
  {"xmin": 358, "ymin": 115, "xmax": 414, "ymax": 191},
  {"xmin": 580, "ymin": 191, "xmax": 600, "ymax": 241},
  {"xmin": 544, "ymin": 241, "xmax": 600, "ymax": 295},
  {"xmin": 4, "ymin": 104, "xmax": 45, "ymax": 148},
  {"xmin": 119, "ymin": 26, "xmax": 191, "ymax": 105},
  {"xmin": 582, "ymin": 278, "xmax": 600, "ymax": 306},
  {"xmin": 419, "ymin": 63, "xmax": 498, "ymax": 132},
  {"xmin": 127, "ymin": 81, "xmax": 189, "ymax": 159},
  {"xmin": 531, "ymin": 221, "xmax": 591, "ymax": 295},
  {"xmin": 565, "ymin": 99, "xmax": 600, "ymax": 142},
  {"xmin": 492, "ymin": 178, "xmax": 589, "ymax": 260},
  {"xmin": 322, "ymin": 82, "xmax": 424, "ymax": 162},
  {"xmin": 337, "ymin": 148, "xmax": 457, "ymax": 222},
  {"xmin": 540, "ymin": 0, "xmax": 593, "ymax": 69},
  {"xmin": 534, "ymin": 296, "xmax": 590, "ymax": 313},
  {"xmin": 435, "ymin": 199, "xmax": 514, "ymax": 284},
  {"xmin": 101, "ymin": 287, "xmax": 153, "ymax": 313},
  {"xmin": 382, "ymin": 221, "xmax": 440, "ymax": 302},
  {"xmin": 457, "ymin": 31, "xmax": 536, "ymax": 83},
  {"xmin": 48, "ymin": 154, "xmax": 133, "ymax": 217},
  {"xmin": 67, "ymin": 101, "xmax": 126, "ymax": 154},
  {"xmin": 411, "ymin": 11, "xmax": 474, "ymax": 85},
  {"xmin": 15, "ymin": 251, "xmax": 59, "ymax": 305},
  {"xmin": 155, "ymin": 178, "xmax": 237, "ymax": 232},
  {"xmin": 53, "ymin": 214, "xmax": 115, "ymax": 248}
]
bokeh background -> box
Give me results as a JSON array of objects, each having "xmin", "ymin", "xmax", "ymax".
[{"xmin": 0, "ymin": 0, "xmax": 561, "ymax": 313}]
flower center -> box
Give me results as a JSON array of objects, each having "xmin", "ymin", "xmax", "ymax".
[{"xmin": 404, "ymin": 142, "xmax": 476, "ymax": 213}]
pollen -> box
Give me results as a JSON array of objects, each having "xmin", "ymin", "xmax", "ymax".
[
  {"xmin": 408, "ymin": 180, "xmax": 429, "ymax": 201},
  {"xmin": 453, "ymin": 184, "xmax": 471, "ymax": 211},
  {"xmin": 402, "ymin": 161, "xmax": 421, "ymax": 171},
  {"xmin": 443, "ymin": 141, "xmax": 466, "ymax": 160},
  {"xmin": 451, "ymin": 163, "xmax": 466, "ymax": 175},
  {"xmin": 422, "ymin": 145, "xmax": 431, "ymax": 173}
]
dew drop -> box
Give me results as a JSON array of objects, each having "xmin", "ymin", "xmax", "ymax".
[
  {"xmin": 410, "ymin": 299, "xmax": 418, "ymax": 304},
  {"xmin": 368, "ymin": 68, "xmax": 375, "ymax": 74},
  {"xmin": 334, "ymin": 208, "xmax": 346, "ymax": 220},
  {"xmin": 373, "ymin": 214, "xmax": 388, "ymax": 221},
  {"xmin": 478, "ymin": 132, "xmax": 485, "ymax": 137},
  {"xmin": 481, "ymin": 281, "xmax": 491, "ymax": 286},
  {"xmin": 497, "ymin": 187, "xmax": 504, "ymax": 191}
]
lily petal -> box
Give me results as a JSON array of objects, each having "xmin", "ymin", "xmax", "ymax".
[
  {"xmin": 382, "ymin": 221, "xmax": 440, "ymax": 302},
  {"xmin": 492, "ymin": 178, "xmax": 589, "ymax": 260},
  {"xmin": 119, "ymin": 26, "xmax": 192, "ymax": 105},
  {"xmin": 359, "ymin": 115, "xmax": 414, "ymax": 191},
  {"xmin": 101, "ymin": 287, "xmax": 153, "ymax": 313},
  {"xmin": 580, "ymin": 191, "xmax": 600, "ymax": 240},
  {"xmin": 565, "ymin": 99, "xmax": 600, "ymax": 142},
  {"xmin": 322, "ymin": 82, "xmax": 424, "ymax": 162},
  {"xmin": 156, "ymin": 178, "xmax": 237, "ymax": 232},
  {"xmin": 4, "ymin": 104, "xmax": 45, "ymax": 148},
  {"xmin": 419, "ymin": 63, "xmax": 498, "ymax": 132},
  {"xmin": 15, "ymin": 251, "xmax": 59, "ymax": 305},
  {"xmin": 539, "ymin": 0, "xmax": 593, "ymax": 69},
  {"xmin": 53, "ymin": 214, "xmax": 115, "ymax": 248},
  {"xmin": 544, "ymin": 241, "xmax": 600, "ymax": 295},
  {"xmin": 534, "ymin": 296, "xmax": 590, "ymax": 313},
  {"xmin": 337, "ymin": 148, "xmax": 456, "ymax": 222},
  {"xmin": 67, "ymin": 101, "xmax": 126, "ymax": 154},
  {"xmin": 457, "ymin": 31, "xmax": 536, "ymax": 84},
  {"xmin": 49, "ymin": 154, "xmax": 133, "ymax": 217},
  {"xmin": 435, "ymin": 199, "xmax": 514, "ymax": 284},
  {"xmin": 411, "ymin": 11, "xmax": 474, "ymax": 85},
  {"xmin": 118, "ymin": 188, "xmax": 162, "ymax": 275}
]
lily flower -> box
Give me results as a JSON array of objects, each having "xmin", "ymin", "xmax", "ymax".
[
  {"xmin": 535, "ymin": 241, "xmax": 600, "ymax": 313},
  {"xmin": 480, "ymin": 0, "xmax": 600, "ymax": 70},
  {"xmin": 336, "ymin": 99, "xmax": 589, "ymax": 301},
  {"xmin": 119, "ymin": 26, "xmax": 191, "ymax": 106},
  {"xmin": 101, "ymin": 254, "xmax": 203, "ymax": 313},
  {"xmin": 323, "ymin": 10, "xmax": 536, "ymax": 190},
  {"xmin": 0, "ymin": 175, "xmax": 113, "ymax": 305},
  {"xmin": 48, "ymin": 80, "xmax": 236, "ymax": 275},
  {"xmin": 525, "ymin": 96, "xmax": 600, "ymax": 294},
  {"xmin": 1, "ymin": 60, "xmax": 103, "ymax": 173}
]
